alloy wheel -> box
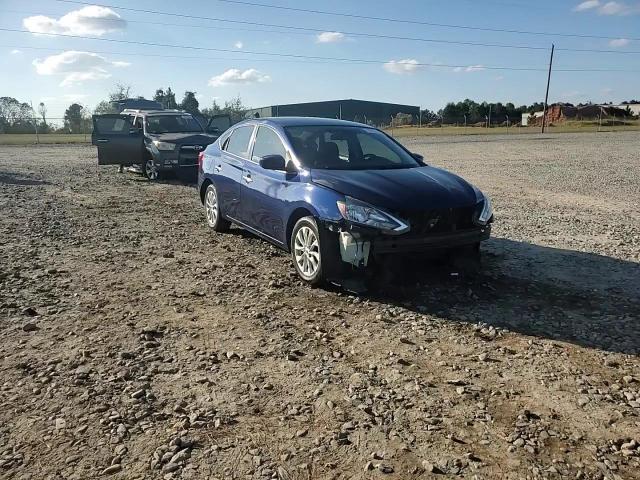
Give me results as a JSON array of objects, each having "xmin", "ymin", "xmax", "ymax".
[
  {"xmin": 145, "ymin": 159, "xmax": 158, "ymax": 181},
  {"xmin": 205, "ymin": 187, "xmax": 219, "ymax": 227},
  {"xmin": 294, "ymin": 225, "xmax": 320, "ymax": 279}
]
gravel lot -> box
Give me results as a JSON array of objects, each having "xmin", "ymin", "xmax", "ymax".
[{"xmin": 1, "ymin": 132, "xmax": 639, "ymax": 479}]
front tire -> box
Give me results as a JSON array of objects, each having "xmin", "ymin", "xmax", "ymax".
[
  {"xmin": 291, "ymin": 217, "xmax": 324, "ymax": 286},
  {"xmin": 143, "ymin": 158, "xmax": 161, "ymax": 181},
  {"xmin": 204, "ymin": 184, "xmax": 231, "ymax": 232}
]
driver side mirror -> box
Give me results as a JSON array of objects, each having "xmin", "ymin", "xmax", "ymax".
[{"xmin": 259, "ymin": 154, "xmax": 286, "ymax": 171}]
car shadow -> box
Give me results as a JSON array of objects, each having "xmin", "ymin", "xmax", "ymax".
[
  {"xmin": 365, "ymin": 237, "xmax": 640, "ymax": 355},
  {"xmin": 0, "ymin": 171, "xmax": 50, "ymax": 186}
]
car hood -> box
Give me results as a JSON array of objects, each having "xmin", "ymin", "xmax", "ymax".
[
  {"xmin": 148, "ymin": 132, "xmax": 217, "ymax": 145},
  {"xmin": 310, "ymin": 166, "xmax": 480, "ymax": 211}
]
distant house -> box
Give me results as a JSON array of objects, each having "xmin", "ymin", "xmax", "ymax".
[
  {"xmin": 245, "ymin": 99, "xmax": 420, "ymax": 127},
  {"xmin": 613, "ymin": 103, "xmax": 640, "ymax": 117},
  {"xmin": 521, "ymin": 111, "xmax": 544, "ymax": 126}
]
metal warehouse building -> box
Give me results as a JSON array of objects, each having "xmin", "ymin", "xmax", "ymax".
[{"xmin": 245, "ymin": 99, "xmax": 420, "ymax": 126}]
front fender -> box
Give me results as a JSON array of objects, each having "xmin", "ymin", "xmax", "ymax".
[{"xmin": 287, "ymin": 179, "xmax": 343, "ymax": 222}]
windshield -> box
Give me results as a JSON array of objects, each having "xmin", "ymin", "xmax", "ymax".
[
  {"xmin": 146, "ymin": 115, "xmax": 203, "ymax": 134},
  {"xmin": 284, "ymin": 126, "xmax": 420, "ymax": 170}
]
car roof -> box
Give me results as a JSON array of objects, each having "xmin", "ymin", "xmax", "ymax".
[{"xmin": 246, "ymin": 117, "xmax": 373, "ymax": 128}]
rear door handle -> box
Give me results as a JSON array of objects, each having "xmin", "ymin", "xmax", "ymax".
[
  {"xmin": 242, "ymin": 174, "xmax": 253, "ymax": 183},
  {"xmin": 97, "ymin": 139, "xmax": 109, "ymax": 143}
]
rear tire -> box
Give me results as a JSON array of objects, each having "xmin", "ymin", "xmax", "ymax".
[
  {"xmin": 204, "ymin": 184, "xmax": 231, "ymax": 232},
  {"xmin": 291, "ymin": 217, "xmax": 324, "ymax": 286}
]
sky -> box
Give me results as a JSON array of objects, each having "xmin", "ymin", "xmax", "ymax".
[{"xmin": 1, "ymin": 0, "xmax": 639, "ymax": 119}]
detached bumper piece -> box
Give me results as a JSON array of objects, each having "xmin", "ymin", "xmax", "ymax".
[{"xmin": 372, "ymin": 226, "xmax": 491, "ymax": 254}]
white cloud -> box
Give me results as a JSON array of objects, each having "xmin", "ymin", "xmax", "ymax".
[
  {"xmin": 574, "ymin": 0, "xmax": 600, "ymax": 11},
  {"xmin": 33, "ymin": 51, "xmax": 129, "ymax": 86},
  {"xmin": 574, "ymin": 0, "xmax": 639, "ymax": 14},
  {"xmin": 10, "ymin": 49, "xmax": 22, "ymax": 54},
  {"xmin": 453, "ymin": 65, "xmax": 486, "ymax": 73},
  {"xmin": 208, "ymin": 68, "xmax": 271, "ymax": 87},
  {"xmin": 23, "ymin": 6, "xmax": 126, "ymax": 36},
  {"xmin": 316, "ymin": 32, "xmax": 346, "ymax": 43},
  {"xmin": 609, "ymin": 38, "xmax": 630, "ymax": 47},
  {"xmin": 598, "ymin": 1, "xmax": 627, "ymax": 14},
  {"xmin": 234, "ymin": 41, "xmax": 243, "ymax": 49},
  {"xmin": 383, "ymin": 59, "xmax": 420, "ymax": 74}
]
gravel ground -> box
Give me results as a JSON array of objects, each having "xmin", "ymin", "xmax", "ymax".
[{"xmin": 1, "ymin": 132, "xmax": 639, "ymax": 479}]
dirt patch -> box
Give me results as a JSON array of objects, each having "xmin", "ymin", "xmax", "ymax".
[{"xmin": 1, "ymin": 134, "xmax": 639, "ymax": 479}]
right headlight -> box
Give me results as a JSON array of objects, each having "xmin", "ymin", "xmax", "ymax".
[
  {"xmin": 475, "ymin": 196, "xmax": 493, "ymax": 226},
  {"xmin": 152, "ymin": 140, "xmax": 176, "ymax": 151},
  {"xmin": 336, "ymin": 196, "xmax": 409, "ymax": 234}
]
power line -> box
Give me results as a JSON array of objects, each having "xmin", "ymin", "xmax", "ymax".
[
  {"xmin": 4, "ymin": 8, "xmax": 638, "ymax": 55},
  {"xmin": 0, "ymin": 44, "xmax": 373, "ymax": 65},
  {"xmin": 2, "ymin": 29, "xmax": 639, "ymax": 73},
  {"xmin": 52, "ymin": 0, "xmax": 640, "ymax": 42}
]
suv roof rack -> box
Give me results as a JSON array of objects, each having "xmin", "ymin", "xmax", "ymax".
[{"xmin": 121, "ymin": 108, "xmax": 189, "ymax": 115}]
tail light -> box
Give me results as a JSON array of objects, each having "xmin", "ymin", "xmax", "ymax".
[{"xmin": 198, "ymin": 152, "xmax": 204, "ymax": 170}]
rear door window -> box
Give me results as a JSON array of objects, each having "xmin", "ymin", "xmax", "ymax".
[
  {"xmin": 94, "ymin": 115, "xmax": 131, "ymax": 134},
  {"xmin": 225, "ymin": 125, "xmax": 254, "ymax": 159}
]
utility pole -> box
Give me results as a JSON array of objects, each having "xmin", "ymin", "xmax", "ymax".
[
  {"xmin": 541, "ymin": 43, "xmax": 555, "ymax": 134},
  {"xmin": 30, "ymin": 101, "xmax": 39, "ymax": 144}
]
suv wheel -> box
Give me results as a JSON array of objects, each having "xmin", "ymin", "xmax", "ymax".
[
  {"xmin": 291, "ymin": 217, "xmax": 324, "ymax": 286},
  {"xmin": 144, "ymin": 158, "xmax": 160, "ymax": 181},
  {"xmin": 205, "ymin": 184, "xmax": 231, "ymax": 232}
]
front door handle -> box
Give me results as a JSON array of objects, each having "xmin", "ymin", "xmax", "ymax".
[
  {"xmin": 97, "ymin": 139, "xmax": 109, "ymax": 143},
  {"xmin": 242, "ymin": 174, "xmax": 253, "ymax": 183}
]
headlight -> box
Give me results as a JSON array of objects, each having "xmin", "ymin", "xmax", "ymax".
[
  {"xmin": 153, "ymin": 140, "xmax": 175, "ymax": 151},
  {"xmin": 337, "ymin": 196, "xmax": 409, "ymax": 234},
  {"xmin": 476, "ymin": 196, "xmax": 493, "ymax": 225}
]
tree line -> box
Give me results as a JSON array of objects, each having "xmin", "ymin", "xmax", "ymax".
[
  {"xmin": 2, "ymin": 85, "xmax": 638, "ymax": 134},
  {"xmin": 421, "ymin": 99, "xmax": 547, "ymax": 126}
]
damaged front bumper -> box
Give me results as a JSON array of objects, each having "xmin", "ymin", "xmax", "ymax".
[{"xmin": 320, "ymin": 219, "xmax": 491, "ymax": 272}]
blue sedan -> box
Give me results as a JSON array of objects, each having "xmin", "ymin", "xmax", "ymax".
[{"xmin": 197, "ymin": 117, "xmax": 493, "ymax": 286}]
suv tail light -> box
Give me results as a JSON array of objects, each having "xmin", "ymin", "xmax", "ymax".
[{"xmin": 198, "ymin": 151, "xmax": 204, "ymax": 170}]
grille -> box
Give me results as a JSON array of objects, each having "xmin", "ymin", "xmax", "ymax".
[
  {"xmin": 178, "ymin": 145, "xmax": 202, "ymax": 166},
  {"xmin": 401, "ymin": 206, "xmax": 476, "ymax": 236},
  {"xmin": 180, "ymin": 145, "xmax": 204, "ymax": 152}
]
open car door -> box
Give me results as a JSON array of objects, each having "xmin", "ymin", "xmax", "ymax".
[
  {"xmin": 92, "ymin": 114, "xmax": 144, "ymax": 165},
  {"xmin": 206, "ymin": 114, "xmax": 232, "ymax": 137}
]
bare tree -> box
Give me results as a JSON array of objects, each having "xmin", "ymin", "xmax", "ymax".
[
  {"xmin": 38, "ymin": 102, "xmax": 47, "ymax": 126},
  {"xmin": 109, "ymin": 83, "xmax": 131, "ymax": 102}
]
